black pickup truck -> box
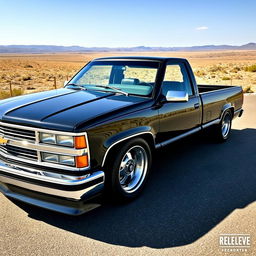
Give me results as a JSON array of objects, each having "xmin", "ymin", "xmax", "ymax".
[{"xmin": 0, "ymin": 57, "xmax": 243, "ymax": 215}]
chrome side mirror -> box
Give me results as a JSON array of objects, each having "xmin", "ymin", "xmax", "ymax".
[{"xmin": 165, "ymin": 90, "xmax": 188, "ymax": 102}]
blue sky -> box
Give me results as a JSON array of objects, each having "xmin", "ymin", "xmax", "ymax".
[{"xmin": 0, "ymin": 0, "xmax": 255, "ymax": 47}]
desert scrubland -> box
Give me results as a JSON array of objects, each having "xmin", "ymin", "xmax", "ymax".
[{"xmin": 0, "ymin": 50, "xmax": 256, "ymax": 99}]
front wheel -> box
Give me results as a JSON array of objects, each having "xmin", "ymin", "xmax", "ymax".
[{"xmin": 105, "ymin": 138, "xmax": 152, "ymax": 202}]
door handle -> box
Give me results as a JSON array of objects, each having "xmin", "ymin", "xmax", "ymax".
[{"xmin": 194, "ymin": 103, "xmax": 200, "ymax": 109}]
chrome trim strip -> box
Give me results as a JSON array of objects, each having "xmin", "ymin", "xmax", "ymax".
[
  {"xmin": 7, "ymin": 140, "xmax": 87, "ymax": 156},
  {"xmin": 202, "ymin": 119, "xmax": 220, "ymax": 129},
  {"xmin": 0, "ymin": 150, "xmax": 89, "ymax": 171},
  {"xmin": 0, "ymin": 129, "xmax": 35, "ymax": 140},
  {"xmin": 0, "ymin": 160, "xmax": 103, "ymax": 185},
  {"xmin": 156, "ymin": 127, "xmax": 201, "ymax": 149},
  {"xmin": 0, "ymin": 121, "xmax": 86, "ymax": 136},
  {"xmin": 0, "ymin": 174, "xmax": 104, "ymax": 200},
  {"xmin": 101, "ymin": 131, "xmax": 155, "ymax": 167}
]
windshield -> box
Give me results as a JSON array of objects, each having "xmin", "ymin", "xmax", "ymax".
[{"xmin": 66, "ymin": 60, "xmax": 160, "ymax": 96}]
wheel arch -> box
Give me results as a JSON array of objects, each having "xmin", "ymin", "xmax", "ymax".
[
  {"xmin": 221, "ymin": 103, "xmax": 234, "ymax": 120},
  {"xmin": 101, "ymin": 128, "xmax": 155, "ymax": 167}
]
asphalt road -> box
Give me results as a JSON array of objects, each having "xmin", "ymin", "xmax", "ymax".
[{"xmin": 1, "ymin": 94, "xmax": 256, "ymax": 256}]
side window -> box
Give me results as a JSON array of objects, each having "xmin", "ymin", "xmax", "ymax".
[{"xmin": 162, "ymin": 63, "xmax": 193, "ymax": 96}]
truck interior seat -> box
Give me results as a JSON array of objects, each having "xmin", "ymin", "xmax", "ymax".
[{"xmin": 121, "ymin": 78, "xmax": 140, "ymax": 85}]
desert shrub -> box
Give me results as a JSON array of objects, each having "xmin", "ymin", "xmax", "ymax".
[
  {"xmin": 222, "ymin": 76, "xmax": 231, "ymax": 80},
  {"xmin": 12, "ymin": 88, "xmax": 24, "ymax": 96},
  {"xmin": 0, "ymin": 90, "xmax": 10, "ymax": 99},
  {"xmin": 194, "ymin": 70, "xmax": 206, "ymax": 77},
  {"xmin": 234, "ymin": 75, "xmax": 243, "ymax": 80},
  {"xmin": 24, "ymin": 64, "xmax": 33, "ymax": 68},
  {"xmin": 22, "ymin": 76, "xmax": 32, "ymax": 81},
  {"xmin": 0, "ymin": 88, "xmax": 24, "ymax": 99},
  {"xmin": 209, "ymin": 65, "xmax": 225, "ymax": 72},
  {"xmin": 27, "ymin": 86, "xmax": 36, "ymax": 90},
  {"xmin": 244, "ymin": 65, "xmax": 256, "ymax": 72},
  {"xmin": 231, "ymin": 66, "xmax": 241, "ymax": 73},
  {"xmin": 243, "ymin": 86, "xmax": 254, "ymax": 93}
]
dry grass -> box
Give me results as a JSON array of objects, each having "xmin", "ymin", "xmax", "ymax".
[{"xmin": 0, "ymin": 50, "xmax": 256, "ymax": 99}]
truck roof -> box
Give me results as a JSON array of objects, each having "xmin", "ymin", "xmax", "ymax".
[{"xmin": 94, "ymin": 56, "xmax": 187, "ymax": 62}]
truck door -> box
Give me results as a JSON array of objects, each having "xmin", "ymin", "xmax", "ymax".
[{"xmin": 157, "ymin": 61, "xmax": 202, "ymax": 144}]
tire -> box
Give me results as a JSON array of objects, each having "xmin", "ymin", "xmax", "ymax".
[
  {"xmin": 105, "ymin": 138, "xmax": 152, "ymax": 202},
  {"xmin": 212, "ymin": 109, "xmax": 232, "ymax": 142}
]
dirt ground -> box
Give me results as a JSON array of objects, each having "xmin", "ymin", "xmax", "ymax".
[{"xmin": 0, "ymin": 50, "xmax": 255, "ymax": 98}]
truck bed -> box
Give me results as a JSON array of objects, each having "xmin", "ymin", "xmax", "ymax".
[
  {"xmin": 198, "ymin": 84, "xmax": 243, "ymax": 124},
  {"xmin": 198, "ymin": 84, "xmax": 235, "ymax": 93}
]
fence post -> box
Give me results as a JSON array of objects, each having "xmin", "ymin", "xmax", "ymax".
[
  {"xmin": 66, "ymin": 75, "xmax": 69, "ymax": 81},
  {"xmin": 53, "ymin": 77, "xmax": 57, "ymax": 89},
  {"xmin": 9, "ymin": 81, "xmax": 13, "ymax": 97}
]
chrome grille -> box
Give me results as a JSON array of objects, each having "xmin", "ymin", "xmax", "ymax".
[
  {"xmin": 0, "ymin": 124, "xmax": 36, "ymax": 142},
  {"xmin": 0, "ymin": 121, "xmax": 89, "ymax": 171},
  {"xmin": 0, "ymin": 144, "xmax": 38, "ymax": 160}
]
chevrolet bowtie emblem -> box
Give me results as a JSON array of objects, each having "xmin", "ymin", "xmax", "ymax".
[{"xmin": 0, "ymin": 136, "xmax": 8, "ymax": 145}]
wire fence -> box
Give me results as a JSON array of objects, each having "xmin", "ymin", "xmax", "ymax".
[
  {"xmin": 0, "ymin": 76, "xmax": 71, "ymax": 99},
  {"xmin": 0, "ymin": 74, "xmax": 254, "ymax": 99}
]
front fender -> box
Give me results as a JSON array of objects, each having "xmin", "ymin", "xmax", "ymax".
[{"xmin": 101, "ymin": 126, "xmax": 156, "ymax": 167}]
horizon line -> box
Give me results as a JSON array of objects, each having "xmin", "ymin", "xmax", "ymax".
[{"xmin": 0, "ymin": 42, "xmax": 255, "ymax": 48}]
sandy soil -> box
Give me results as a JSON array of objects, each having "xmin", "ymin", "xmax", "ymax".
[{"xmin": 0, "ymin": 50, "xmax": 255, "ymax": 98}]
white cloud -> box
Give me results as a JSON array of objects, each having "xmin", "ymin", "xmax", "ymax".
[{"xmin": 196, "ymin": 26, "xmax": 209, "ymax": 30}]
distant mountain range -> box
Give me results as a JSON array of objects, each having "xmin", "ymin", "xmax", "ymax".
[{"xmin": 0, "ymin": 43, "xmax": 256, "ymax": 53}]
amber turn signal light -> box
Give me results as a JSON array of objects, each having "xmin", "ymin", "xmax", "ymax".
[
  {"xmin": 76, "ymin": 155, "xmax": 88, "ymax": 168},
  {"xmin": 75, "ymin": 136, "xmax": 87, "ymax": 149}
]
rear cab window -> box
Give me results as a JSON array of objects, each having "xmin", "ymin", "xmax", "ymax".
[{"xmin": 162, "ymin": 63, "xmax": 194, "ymax": 96}]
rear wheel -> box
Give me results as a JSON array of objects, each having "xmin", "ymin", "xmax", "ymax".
[
  {"xmin": 212, "ymin": 110, "xmax": 232, "ymax": 142},
  {"xmin": 105, "ymin": 138, "xmax": 152, "ymax": 202}
]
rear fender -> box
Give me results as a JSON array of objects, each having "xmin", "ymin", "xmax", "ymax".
[{"xmin": 220, "ymin": 103, "xmax": 234, "ymax": 119}]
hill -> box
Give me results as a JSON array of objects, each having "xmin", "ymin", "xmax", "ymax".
[{"xmin": 0, "ymin": 43, "xmax": 255, "ymax": 53}]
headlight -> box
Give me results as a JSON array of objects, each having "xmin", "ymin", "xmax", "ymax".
[
  {"xmin": 40, "ymin": 133, "xmax": 56, "ymax": 144},
  {"xmin": 39, "ymin": 132, "xmax": 88, "ymax": 168},
  {"xmin": 56, "ymin": 135, "xmax": 74, "ymax": 147},
  {"xmin": 41, "ymin": 152, "xmax": 75, "ymax": 166},
  {"xmin": 41, "ymin": 152, "xmax": 59, "ymax": 164},
  {"xmin": 59, "ymin": 155, "xmax": 75, "ymax": 166},
  {"xmin": 40, "ymin": 133, "xmax": 74, "ymax": 147}
]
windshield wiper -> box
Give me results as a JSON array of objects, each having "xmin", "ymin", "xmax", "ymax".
[
  {"xmin": 94, "ymin": 85, "xmax": 129, "ymax": 96},
  {"xmin": 67, "ymin": 83, "xmax": 87, "ymax": 91}
]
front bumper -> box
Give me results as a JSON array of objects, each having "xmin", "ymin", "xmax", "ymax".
[{"xmin": 0, "ymin": 161, "xmax": 105, "ymax": 215}]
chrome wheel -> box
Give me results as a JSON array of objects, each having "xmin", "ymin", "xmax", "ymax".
[
  {"xmin": 222, "ymin": 113, "xmax": 231, "ymax": 138},
  {"xmin": 118, "ymin": 145, "xmax": 148, "ymax": 193}
]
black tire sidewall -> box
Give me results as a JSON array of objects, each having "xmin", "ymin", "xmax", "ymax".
[
  {"xmin": 221, "ymin": 110, "xmax": 232, "ymax": 140},
  {"xmin": 107, "ymin": 138, "xmax": 152, "ymax": 201}
]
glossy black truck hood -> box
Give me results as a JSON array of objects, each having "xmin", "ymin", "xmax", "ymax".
[{"xmin": 0, "ymin": 88, "xmax": 150, "ymax": 131}]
